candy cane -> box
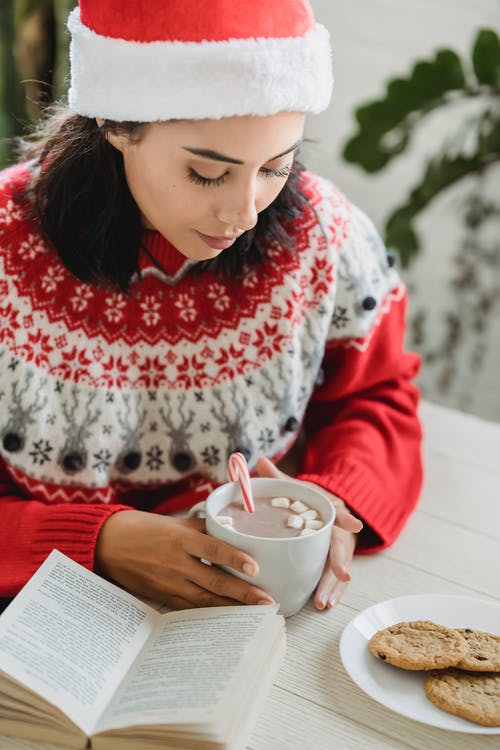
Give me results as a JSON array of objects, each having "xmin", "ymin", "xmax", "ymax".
[{"xmin": 228, "ymin": 452, "xmax": 255, "ymax": 513}]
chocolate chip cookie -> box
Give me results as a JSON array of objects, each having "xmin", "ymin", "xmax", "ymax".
[
  {"xmin": 455, "ymin": 628, "xmax": 500, "ymax": 672},
  {"xmin": 368, "ymin": 620, "xmax": 469, "ymax": 671},
  {"xmin": 425, "ymin": 668, "xmax": 500, "ymax": 726}
]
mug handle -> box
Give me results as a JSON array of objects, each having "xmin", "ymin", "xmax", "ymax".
[
  {"xmin": 188, "ymin": 501, "xmax": 210, "ymax": 566},
  {"xmin": 188, "ymin": 501, "xmax": 207, "ymax": 519}
]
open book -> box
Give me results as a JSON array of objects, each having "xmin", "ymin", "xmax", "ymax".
[{"xmin": 0, "ymin": 550, "xmax": 286, "ymax": 750}]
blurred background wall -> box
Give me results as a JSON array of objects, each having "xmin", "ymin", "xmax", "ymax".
[
  {"xmin": 0, "ymin": 0, "xmax": 499, "ymax": 420},
  {"xmin": 306, "ymin": 0, "xmax": 500, "ymax": 421}
]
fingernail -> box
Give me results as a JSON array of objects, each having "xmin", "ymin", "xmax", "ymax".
[
  {"xmin": 258, "ymin": 598, "xmax": 274, "ymax": 605},
  {"xmin": 243, "ymin": 563, "xmax": 257, "ymax": 576},
  {"xmin": 327, "ymin": 596, "xmax": 337, "ymax": 609},
  {"xmin": 316, "ymin": 595, "xmax": 327, "ymax": 610}
]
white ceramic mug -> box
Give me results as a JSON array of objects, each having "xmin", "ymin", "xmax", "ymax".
[{"xmin": 189, "ymin": 477, "xmax": 335, "ymax": 617}]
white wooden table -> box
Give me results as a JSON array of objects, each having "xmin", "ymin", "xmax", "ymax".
[
  {"xmin": 1, "ymin": 400, "xmax": 499, "ymax": 750},
  {"xmin": 247, "ymin": 400, "xmax": 500, "ymax": 749}
]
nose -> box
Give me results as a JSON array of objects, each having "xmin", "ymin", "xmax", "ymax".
[{"xmin": 216, "ymin": 180, "xmax": 258, "ymax": 233}]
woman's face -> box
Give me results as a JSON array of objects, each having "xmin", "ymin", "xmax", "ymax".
[{"xmin": 105, "ymin": 111, "xmax": 306, "ymax": 261}]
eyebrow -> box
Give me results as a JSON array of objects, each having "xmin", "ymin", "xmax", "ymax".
[{"xmin": 181, "ymin": 138, "xmax": 303, "ymax": 165}]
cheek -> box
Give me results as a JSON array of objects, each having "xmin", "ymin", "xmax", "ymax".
[
  {"xmin": 257, "ymin": 179, "xmax": 288, "ymax": 212},
  {"xmin": 124, "ymin": 156, "xmax": 187, "ymax": 216},
  {"xmin": 122, "ymin": 152, "xmax": 160, "ymax": 206}
]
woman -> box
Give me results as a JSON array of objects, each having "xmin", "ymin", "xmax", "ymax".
[{"xmin": 0, "ymin": 0, "xmax": 422, "ymax": 612}]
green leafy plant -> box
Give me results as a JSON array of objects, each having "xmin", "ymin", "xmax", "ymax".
[{"xmin": 343, "ymin": 28, "xmax": 500, "ymax": 266}]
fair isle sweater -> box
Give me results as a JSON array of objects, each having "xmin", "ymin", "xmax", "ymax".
[{"xmin": 0, "ymin": 163, "xmax": 422, "ymax": 597}]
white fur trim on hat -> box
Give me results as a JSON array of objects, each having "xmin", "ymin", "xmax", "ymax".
[{"xmin": 67, "ymin": 8, "xmax": 333, "ymax": 121}]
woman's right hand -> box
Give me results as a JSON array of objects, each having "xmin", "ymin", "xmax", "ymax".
[{"xmin": 95, "ymin": 510, "xmax": 274, "ymax": 610}]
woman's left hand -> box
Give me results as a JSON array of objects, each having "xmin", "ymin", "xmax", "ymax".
[{"xmin": 255, "ymin": 457, "xmax": 363, "ymax": 610}]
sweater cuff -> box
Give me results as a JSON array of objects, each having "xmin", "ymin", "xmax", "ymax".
[
  {"xmin": 30, "ymin": 503, "xmax": 132, "ymax": 574},
  {"xmin": 297, "ymin": 455, "xmax": 412, "ymax": 553}
]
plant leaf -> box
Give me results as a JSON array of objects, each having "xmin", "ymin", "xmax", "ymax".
[
  {"xmin": 343, "ymin": 133, "xmax": 394, "ymax": 172},
  {"xmin": 384, "ymin": 207, "xmax": 419, "ymax": 266},
  {"xmin": 472, "ymin": 29, "xmax": 500, "ymax": 85},
  {"xmin": 384, "ymin": 133, "xmax": 500, "ymax": 266},
  {"xmin": 345, "ymin": 49, "xmax": 467, "ymax": 172},
  {"xmin": 435, "ymin": 50, "xmax": 467, "ymax": 91}
]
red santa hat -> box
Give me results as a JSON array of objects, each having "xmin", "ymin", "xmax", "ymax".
[{"xmin": 67, "ymin": 0, "xmax": 333, "ymax": 121}]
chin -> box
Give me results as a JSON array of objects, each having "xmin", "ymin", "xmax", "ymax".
[
  {"xmin": 180, "ymin": 247, "xmax": 224, "ymax": 263},
  {"xmin": 157, "ymin": 230, "xmax": 222, "ymax": 262},
  {"xmin": 188, "ymin": 241, "xmax": 225, "ymax": 262},
  {"xmin": 196, "ymin": 248, "xmax": 225, "ymax": 261}
]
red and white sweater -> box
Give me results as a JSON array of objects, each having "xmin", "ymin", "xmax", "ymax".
[{"xmin": 0, "ymin": 163, "xmax": 422, "ymax": 597}]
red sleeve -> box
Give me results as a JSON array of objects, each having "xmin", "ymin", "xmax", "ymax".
[
  {"xmin": 0, "ymin": 459, "xmax": 131, "ymax": 597},
  {"xmin": 297, "ymin": 290, "xmax": 423, "ymax": 553}
]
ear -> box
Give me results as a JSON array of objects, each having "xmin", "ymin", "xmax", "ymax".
[
  {"xmin": 95, "ymin": 120, "xmax": 128, "ymax": 153},
  {"xmin": 104, "ymin": 129, "xmax": 128, "ymax": 153}
]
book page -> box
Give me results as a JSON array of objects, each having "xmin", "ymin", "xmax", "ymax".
[
  {"xmin": 0, "ymin": 550, "xmax": 158, "ymax": 737},
  {"xmin": 96, "ymin": 605, "xmax": 281, "ymax": 733},
  {"xmin": 0, "ymin": 737, "xmax": 64, "ymax": 750}
]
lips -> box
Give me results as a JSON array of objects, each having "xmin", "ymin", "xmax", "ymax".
[{"xmin": 196, "ymin": 231, "xmax": 241, "ymax": 250}]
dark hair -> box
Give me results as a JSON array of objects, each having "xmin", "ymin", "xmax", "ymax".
[{"xmin": 18, "ymin": 107, "xmax": 309, "ymax": 291}]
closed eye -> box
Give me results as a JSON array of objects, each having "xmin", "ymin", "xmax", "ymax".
[
  {"xmin": 260, "ymin": 165, "xmax": 293, "ymax": 178},
  {"xmin": 187, "ymin": 164, "xmax": 292, "ymax": 187},
  {"xmin": 187, "ymin": 169, "xmax": 226, "ymax": 187}
]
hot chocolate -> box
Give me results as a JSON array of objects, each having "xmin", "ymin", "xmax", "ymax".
[{"xmin": 216, "ymin": 495, "xmax": 325, "ymax": 538}]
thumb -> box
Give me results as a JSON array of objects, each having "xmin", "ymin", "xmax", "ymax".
[{"xmin": 254, "ymin": 456, "xmax": 284, "ymax": 479}]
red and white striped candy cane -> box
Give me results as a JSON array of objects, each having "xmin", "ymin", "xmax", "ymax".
[{"xmin": 228, "ymin": 452, "xmax": 255, "ymax": 513}]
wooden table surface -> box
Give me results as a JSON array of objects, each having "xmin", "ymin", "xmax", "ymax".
[
  {"xmin": 247, "ymin": 400, "xmax": 500, "ymax": 749},
  {"xmin": 1, "ymin": 400, "xmax": 499, "ymax": 750}
]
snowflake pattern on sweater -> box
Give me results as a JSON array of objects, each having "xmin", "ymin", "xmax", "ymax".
[{"xmin": 0, "ymin": 163, "xmax": 400, "ymax": 504}]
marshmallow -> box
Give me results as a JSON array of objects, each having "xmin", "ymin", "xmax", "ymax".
[
  {"xmin": 305, "ymin": 519, "xmax": 324, "ymax": 530},
  {"xmin": 287, "ymin": 514, "xmax": 305, "ymax": 529},
  {"xmin": 290, "ymin": 500, "xmax": 309, "ymax": 514},
  {"xmin": 300, "ymin": 509, "xmax": 319, "ymax": 520},
  {"xmin": 271, "ymin": 496, "xmax": 291, "ymax": 509},
  {"xmin": 299, "ymin": 527, "xmax": 315, "ymax": 536},
  {"xmin": 216, "ymin": 515, "xmax": 234, "ymax": 526}
]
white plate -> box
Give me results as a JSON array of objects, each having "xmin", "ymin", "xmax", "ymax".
[{"xmin": 339, "ymin": 594, "xmax": 500, "ymax": 733}]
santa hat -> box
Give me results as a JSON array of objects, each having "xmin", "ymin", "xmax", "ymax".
[{"xmin": 67, "ymin": 0, "xmax": 333, "ymax": 121}]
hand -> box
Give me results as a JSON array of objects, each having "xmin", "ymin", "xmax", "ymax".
[
  {"xmin": 255, "ymin": 457, "xmax": 363, "ymax": 610},
  {"xmin": 95, "ymin": 510, "xmax": 275, "ymax": 610}
]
